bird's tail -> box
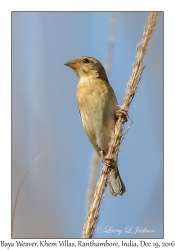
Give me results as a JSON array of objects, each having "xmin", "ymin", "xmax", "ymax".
[{"xmin": 107, "ymin": 162, "xmax": 125, "ymax": 197}]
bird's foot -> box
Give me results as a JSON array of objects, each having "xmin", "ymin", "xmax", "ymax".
[
  {"xmin": 116, "ymin": 109, "xmax": 129, "ymax": 123},
  {"xmin": 100, "ymin": 150, "xmax": 115, "ymax": 169}
]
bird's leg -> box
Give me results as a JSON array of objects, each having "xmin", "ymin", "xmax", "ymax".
[
  {"xmin": 116, "ymin": 109, "xmax": 129, "ymax": 123},
  {"xmin": 100, "ymin": 150, "xmax": 115, "ymax": 174}
]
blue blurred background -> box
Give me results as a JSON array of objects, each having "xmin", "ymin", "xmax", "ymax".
[{"xmin": 12, "ymin": 12, "xmax": 163, "ymax": 238}]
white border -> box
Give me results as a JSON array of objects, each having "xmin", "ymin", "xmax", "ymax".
[{"xmin": 0, "ymin": 0, "xmax": 175, "ymax": 246}]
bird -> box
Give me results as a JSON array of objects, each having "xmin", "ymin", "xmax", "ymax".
[{"xmin": 64, "ymin": 56, "xmax": 125, "ymax": 196}]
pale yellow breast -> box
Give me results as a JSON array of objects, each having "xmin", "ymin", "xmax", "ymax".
[{"xmin": 76, "ymin": 77, "xmax": 118, "ymax": 154}]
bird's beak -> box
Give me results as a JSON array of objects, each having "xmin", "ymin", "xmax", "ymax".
[{"xmin": 64, "ymin": 59, "xmax": 81, "ymax": 69}]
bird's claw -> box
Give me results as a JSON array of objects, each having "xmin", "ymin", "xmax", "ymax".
[
  {"xmin": 100, "ymin": 150, "xmax": 115, "ymax": 169},
  {"xmin": 116, "ymin": 109, "xmax": 129, "ymax": 123}
]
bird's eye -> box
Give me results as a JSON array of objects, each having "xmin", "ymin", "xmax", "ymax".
[{"xmin": 82, "ymin": 58, "xmax": 90, "ymax": 64}]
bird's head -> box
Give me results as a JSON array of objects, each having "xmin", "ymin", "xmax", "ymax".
[{"xmin": 64, "ymin": 56, "xmax": 108, "ymax": 81}]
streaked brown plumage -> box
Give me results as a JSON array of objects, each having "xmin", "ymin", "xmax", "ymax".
[{"xmin": 64, "ymin": 56, "xmax": 125, "ymax": 196}]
